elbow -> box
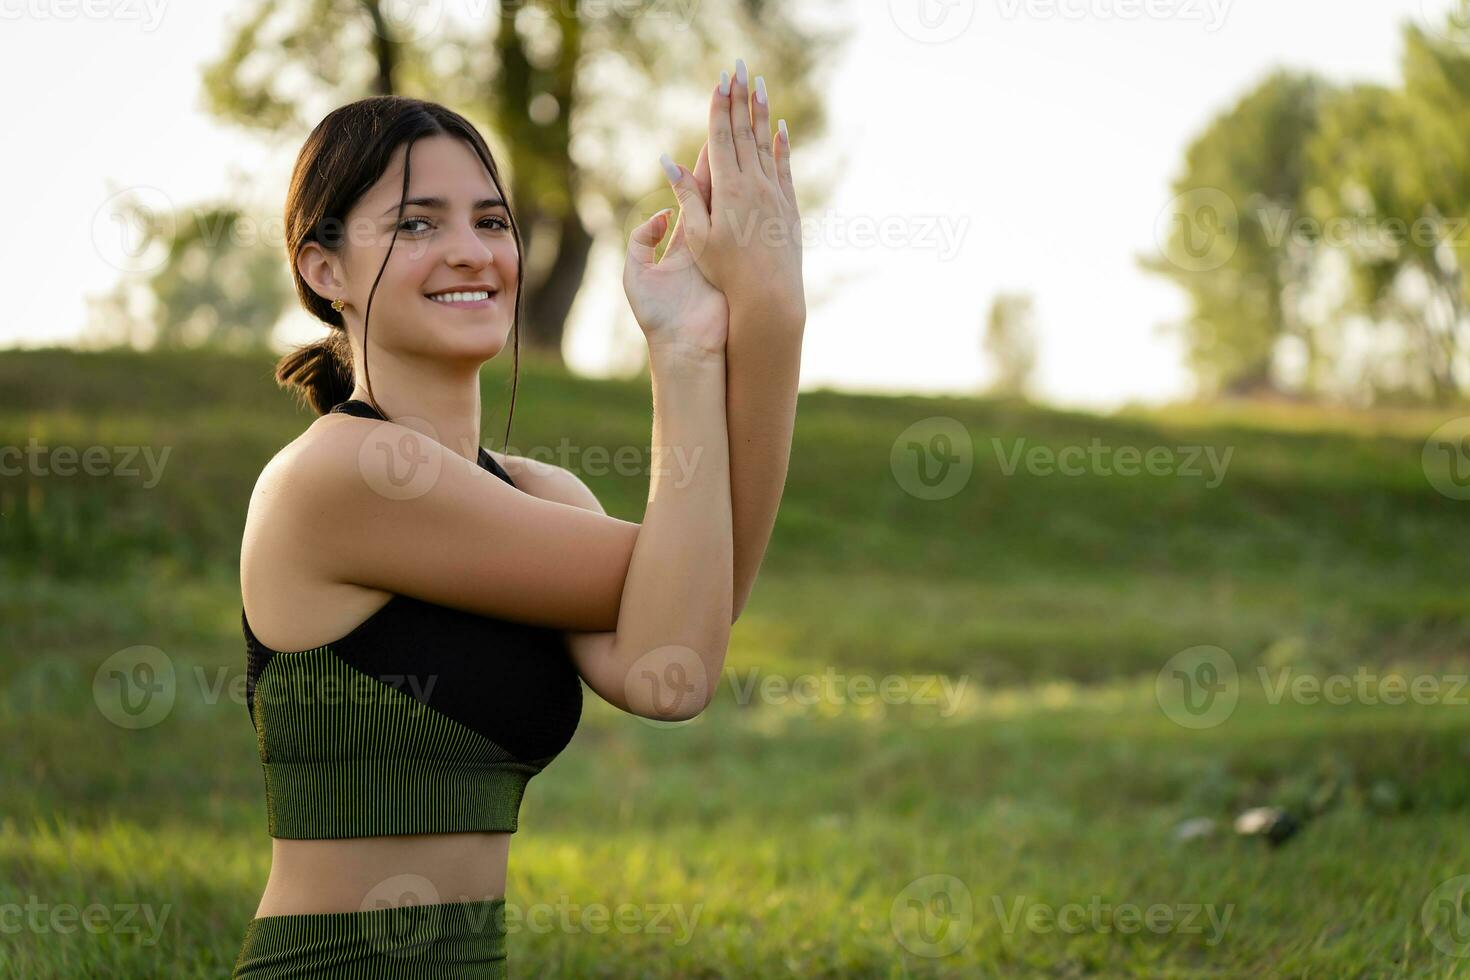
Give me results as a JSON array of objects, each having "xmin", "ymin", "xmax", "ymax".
[
  {"xmin": 629, "ymin": 685, "xmax": 714, "ymax": 722},
  {"xmin": 622, "ymin": 636, "xmax": 725, "ymax": 722},
  {"xmin": 635, "ymin": 696, "xmax": 710, "ymax": 723},
  {"xmin": 731, "ymin": 584, "xmax": 753, "ymax": 625}
]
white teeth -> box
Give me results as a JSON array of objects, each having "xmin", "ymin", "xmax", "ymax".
[{"xmin": 428, "ymin": 290, "xmax": 492, "ymax": 303}]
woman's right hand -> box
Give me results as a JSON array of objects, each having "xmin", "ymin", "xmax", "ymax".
[{"xmin": 622, "ymin": 145, "xmax": 729, "ymax": 359}]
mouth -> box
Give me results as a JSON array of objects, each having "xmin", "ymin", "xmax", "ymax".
[{"xmin": 424, "ymin": 288, "xmax": 499, "ymax": 310}]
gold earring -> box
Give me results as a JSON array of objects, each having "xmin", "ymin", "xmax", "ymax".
[{"xmin": 331, "ymin": 298, "xmax": 345, "ymax": 313}]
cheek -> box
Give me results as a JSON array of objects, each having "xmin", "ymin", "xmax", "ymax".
[
  {"xmin": 495, "ymin": 236, "xmax": 519, "ymax": 265},
  {"xmin": 494, "ymin": 239, "xmax": 521, "ymax": 285},
  {"xmin": 383, "ymin": 249, "xmax": 437, "ymax": 300}
]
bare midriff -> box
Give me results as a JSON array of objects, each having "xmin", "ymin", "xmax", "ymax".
[{"xmin": 253, "ymin": 831, "xmax": 511, "ymax": 918}]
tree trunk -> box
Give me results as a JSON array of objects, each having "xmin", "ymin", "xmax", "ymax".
[
  {"xmin": 361, "ymin": 0, "xmax": 397, "ymax": 95},
  {"xmin": 522, "ymin": 208, "xmax": 594, "ymax": 360}
]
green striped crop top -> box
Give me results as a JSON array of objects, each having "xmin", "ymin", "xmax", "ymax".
[{"xmin": 241, "ymin": 398, "xmax": 584, "ymax": 839}]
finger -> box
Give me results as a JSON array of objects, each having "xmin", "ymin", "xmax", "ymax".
[
  {"xmin": 708, "ymin": 71, "xmax": 738, "ymax": 187},
  {"xmin": 659, "ymin": 152, "xmax": 711, "ymax": 249},
  {"xmin": 774, "ymin": 118, "xmax": 797, "ymax": 210},
  {"xmin": 627, "ymin": 207, "xmax": 672, "ymax": 267},
  {"xmin": 693, "ymin": 141, "xmax": 712, "ymax": 209},
  {"xmin": 667, "ymin": 143, "xmax": 711, "ymax": 257},
  {"xmin": 751, "ymin": 75, "xmax": 774, "ymax": 179},
  {"xmin": 729, "ymin": 56, "xmax": 755, "ymax": 174},
  {"xmin": 666, "ymin": 142, "xmax": 713, "ymax": 256}
]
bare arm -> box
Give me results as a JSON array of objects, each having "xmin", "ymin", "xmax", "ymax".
[
  {"xmin": 484, "ymin": 346, "xmax": 734, "ymax": 720},
  {"xmin": 599, "ymin": 347, "xmax": 732, "ymax": 719},
  {"xmin": 670, "ymin": 63, "xmax": 807, "ymax": 622},
  {"xmin": 725, "ymin": 317, "xmax": 802, "ymax": 621}
]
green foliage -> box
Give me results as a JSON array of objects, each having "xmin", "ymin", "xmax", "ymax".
[
  {"xmin": 1144, "ymin": 70, "xmax": 1333, "ymax": 396},
  {"xmin": 1151, "ymin": 10, "xmax": 1470, "ymax": 405}
]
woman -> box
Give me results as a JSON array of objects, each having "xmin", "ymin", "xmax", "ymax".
[{"xmin": 233, "ymin": 59, "xmax": 804, "ymax": 977}]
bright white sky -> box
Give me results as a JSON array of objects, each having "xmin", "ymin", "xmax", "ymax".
[{"xmin": 0, "ymin": 0, "xmax": 1447, "ymax": 409}]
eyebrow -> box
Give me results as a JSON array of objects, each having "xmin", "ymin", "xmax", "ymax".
[{"xmin": 380, "ymin": 196, "xmax": 506, "ymax": 217}]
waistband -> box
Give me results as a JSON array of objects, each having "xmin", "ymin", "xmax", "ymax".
[
  {"xmin": 261, "ymin": 758, "xmax": 536, "ymax": 838},
  {"xmin": 233, "ymin": 897, "xmax": 507, "ymax": 979}
]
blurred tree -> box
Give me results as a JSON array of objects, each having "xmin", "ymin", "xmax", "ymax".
[
  {"xmin": 1141, "ymin": 70, "xmax": 1335, "ymax": 397},
  {"xmin": 85, "ymin": 199, "xmax": 291, "ymax": 352},
  {"xmin": 191, "ymin": 0, "xmax": 846, "ymax": 362},
  {"xmin": 1302, "ymin": 22, "xmax": 1470, "ymax": 402},
  {"xmin": 982, "ymin": 291, "xmax": 1037, "ymax": 399}
]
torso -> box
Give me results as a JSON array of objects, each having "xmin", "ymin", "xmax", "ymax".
[{"xmin": 243, "ymin": 411, "xmax": 532, "ymax": 919}]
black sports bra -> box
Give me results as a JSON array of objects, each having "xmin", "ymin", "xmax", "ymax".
[{"xmin": 241, "ymin": 398, "xmax": 583, "ymax": 839}]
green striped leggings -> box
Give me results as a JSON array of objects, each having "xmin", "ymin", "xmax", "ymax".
[{"xmin": 232, "ymin": 898, "xmax": 507, "ymax": 978}]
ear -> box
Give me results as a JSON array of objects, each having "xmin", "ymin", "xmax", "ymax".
[{"xmin": 296, "ymin": 241, "xmax": 345, "ymax": 304}]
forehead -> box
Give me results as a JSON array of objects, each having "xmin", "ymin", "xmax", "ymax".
[{"xmin": 358, "ymin": 134, "xmax": 500, "ymax": 212}]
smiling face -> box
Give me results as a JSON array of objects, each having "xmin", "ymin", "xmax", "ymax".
[{"xmin": 299, "ymin": 133, "xmax": 520, "ymax": 363}]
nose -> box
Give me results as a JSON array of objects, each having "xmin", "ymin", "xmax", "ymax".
[{"xmin": 443, "ymin": 218, "xmax": 496, "ymax": 272}]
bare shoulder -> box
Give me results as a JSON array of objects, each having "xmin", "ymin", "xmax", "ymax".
[
  {"xmin": 249, "ymin": 413, "xmax": 377, "ymax": 517},
  {"xmin": 241, "ymin": 413, "xmax": 400, "ymax": 650},
  {"xmin": 487, "ymin": 450, "xmax": 605, "ymax": 514},
  {"xmin": 245, "ymin": 412, "xmax": 397, "ymax": 554}
]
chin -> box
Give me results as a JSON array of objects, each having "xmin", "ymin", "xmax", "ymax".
[{"xmin": 441, "ymin": 321, "xmax": 515, "ymax": 363}]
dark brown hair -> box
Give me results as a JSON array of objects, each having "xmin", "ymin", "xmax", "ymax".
[{"xmin": 275, "ymin": 95, "xmax": 522, "ymax": 450}]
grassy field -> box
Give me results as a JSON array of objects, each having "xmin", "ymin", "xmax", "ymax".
[{"xmin": 2, "ymin": 346, "xmax": 1469, "ymax": 977}]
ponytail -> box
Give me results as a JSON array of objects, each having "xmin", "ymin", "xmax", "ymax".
[{"xmin": 274, "ymin": 327, "xmax": 354, "ymax": 416}]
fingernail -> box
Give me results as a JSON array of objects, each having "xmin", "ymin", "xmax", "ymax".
[
  {"xmin": 719, "ymin": 70, "xmax": 730, "ymax": 97},
  {"xmin": 778, "ymin": 118, "xmax": 788, "ymax": 142},
  {"xmin": 659, "ymin": 152, "xmax": 680, "ymax": 183},
  {"xmin": 735, "ymin": 58, "xmax": 747, "ymax": 87},
  {"xmin": 754, "ymin": 76, "xmax": 767, "ymax": 105}
]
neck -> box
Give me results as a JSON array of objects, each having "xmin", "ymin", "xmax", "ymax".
[{"xmin": 346, "ymin": 370, "xmax": 484, "ymax": 465}]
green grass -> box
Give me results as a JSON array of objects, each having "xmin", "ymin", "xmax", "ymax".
[{"xmin": 3, "ymin": 346, "xmax": 1470, "ymax": 977}]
